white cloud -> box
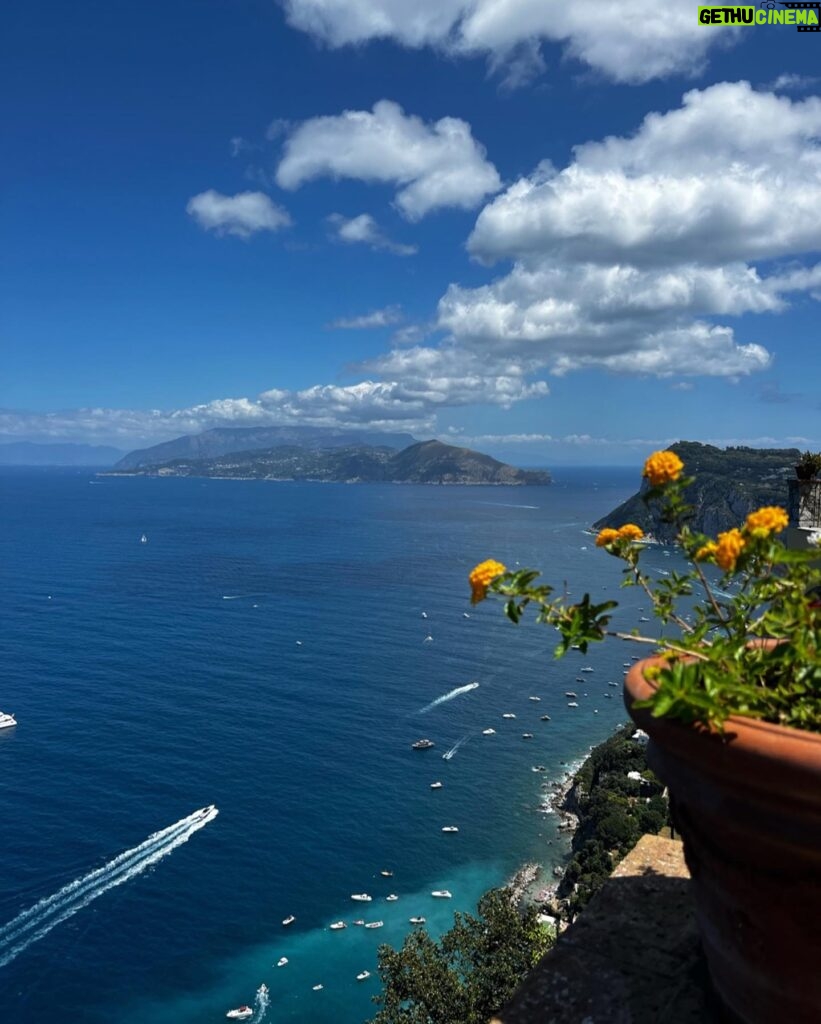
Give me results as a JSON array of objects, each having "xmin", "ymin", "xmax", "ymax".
[
  {"xmin": 328, "ymin": 306, "xmax": 404, "ymax": 329},
  {"xmin": 186, "ymin": 190, "xmax": 292, "ymax": 238},
  {"xmin": 327, "ymin": 213, "xmax": 417, "ymax": 255},
  {"xmin": 276, "ymin": 100, "xmax": 501, "ymax": 220},
  {"xmin": 769, "ymin": 73, "xmax": 819, "ymax": 93},
  {"xmin": 280, "ymin": 0, "xmax": 730, "ymax": 84}
]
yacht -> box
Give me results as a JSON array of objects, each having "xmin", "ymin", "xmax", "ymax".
[
  {"xmin": 409, "ymin": 916, "xmax": 426, "ymax": 925},
  {"xmin": 501, "ymin": 713, "xmax": 516, "ymax": 719},
  {"xmin": 352, "ymin": 919, "xmax": 365, "ymax": 926},
  {"xmin": 540, "ymin": 715, "xmax": 551, "ymax": 721},
  {"xmin": 282, "ymin": 914, "xmax": 295, "ymax": 926},
  {"xmin": 482, "ymin": 728, "xmax": 496, "ymax": 735},
  {"xmin": 351, "ymin": 893, "xmax": 372, "ymax": 901},
  {"xmin": 441, "ymin": 826, "xmax": 459, "ymax": 833},
  {"xmin": 380, "ymin": 870, "xmax": 394, "ymax": 877},
  {"xmin": 0, "ymin": 712, "xmax": 17, "ymax": 729},
  {"xmin": 329, "ymin": 921, "xmax": 346, "ymax": 930},
  {"xmin": 567, "ymin": 702, "xmax": 579, "ymax": 708},
  {"xmin": 386, "ymin": 894, "xmax": 399, "ymax": 901},
  {"xmin": 522, "ymin": 733, "xmax": 534, "ymax": 739},
  {"xmin": 226, "ymin": 1007, "xmax": 253, "ymax": 1020},
  {"xmin": 430, "ymin": 781, "xmax": 444, "ymax": 788},
  {"xmin": 528, "ymin": 696, "xmax": 541, "ymax": 701},
  {"xmin": 565, "ymin": 692, "xmax": 577, "ymax": 698},
  {"xmin": 313, "ymin": 984, "xmax": 324, "ymax": 991},
  {"xmin": 431, "ymin": 890, "xmax": 452, "ymax": 898},
  {"xmin": 581, "ymin": 667, "xmax": 594, "ymax": 673},
  {"xmin": 356, "ymin": 971, "xmax": 371, "ymax": 981},
  {"xmin": 364, "ymin": 921, "xmax": 384, "ymax": 929},
  {"xmin": 277, "ymin": 957, "xmax": 288, "ymax": 967},
  {"xmin": 412, "ymin": 739, "xmax": 435, "ymax": 750}
]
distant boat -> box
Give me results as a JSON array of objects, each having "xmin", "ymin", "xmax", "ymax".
[
  {"xmin": 532, "ymin": 765, "xmax": 547, "ymax": 773},
  {"xmin": 0, "ymin": 712, "xmax": 17, "ymax": 730},
  {"xmin": 329, "ymin": 921, "xmax": 347, "ymax": 930},
  {"xmin": 463, "ymin": 612, "xmax": 470, "ymax": 618},
  {"xmin": 431, "ymin": 890, "xmax": 452, "ymax": 898},
  {"xmin": 140, "ymin": 534, "xmax": 148, "ymax": 544},
  {"xmin": 522, "ymin": 733, "xmax": 534, "ymax": 739},
  {"xmin": 565, "ymin": 692, "xmax": 577, "ymax": 698},
  {"xmin": 441, "ymin": 826, "xmax": 459, "ymax": 833},
  {"xmin": 421, "ymin": 611, "xmax": 428, "ymax": 619},
  {"xmin": 529, "ymin": 696, "xmax": 541, "ymax": 701},
  {"xmin": 430, "ymin": 781, "xmax": 443, "ymax": 788},
  {"xmin": 226, "ymin": 1007, "xmax": 253, "ymax": 1020},
  {"xmin": 411, "ymin": 739, "xmax": 434, "ymax": 750},
  {"xmin": 501, "ymin": 713, "xmax": 516, "ymax": 719},
  {"xmin": 380, "ymin": 870, "xmax": 394, "ymax": 877},
  {"xmin": 482, "ymin": 728, "xmax": 496, "ymax": 735},
  {"xmin": 567, "ymin": 702, "xmax": 579, "ymax": 708},
  {"xmin": 409, "ymin": 916, "xmax": 426, "ymax": 925},
  {"xmin": 540, "ymin": 715, "xmax": 551, "ymax": 721},
  {"xmin": 580, "ymin": 667, "xmax": 594, "ymax": 673},
  {"xmin": 277, "ymin": 957, "xmax": 288, "ymax": 967},
  {"xmin": 364, "ymin": 921, "xmax": 384, "ymax": 929},
  {"xmin": 282, "ymin": 914, "xmax": 295, "ymax": 926},
  {"xmin": 352, "ymin": 919, "xmax": 365, "ymax": 926},
  {"xmin": 351, "ymin": 893, "xmax": 372, "ymax": 901},
  {"xmin": 356, "ymin": 971, "xmax": 371, "ymax": 981},
  {"xmin": 386, "ymin": 894, "xmax": 399, "ymax": 902},
  {"xmin": 313, "ymin": 984, "xmax": 324, "ymax": 991}
]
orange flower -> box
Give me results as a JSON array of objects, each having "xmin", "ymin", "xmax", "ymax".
[
  {"xmin": 617, "ymin": 524, "xmax": 645, "ymax": 542},
  {"xmin": 595, "ymin": 528, "xmax": 620, "ymax": 547},
  {"xmin": 469, "ymin": 559, "xmax": 507, "ymax": 604},
  {"xmin": 643, "ymin": 450, "xmax": 684, "ymax": 487},
  {"xmin": 715, "ymin": 529, "xmax": 745, "ymax": 572},
  {"xmin": 694, "ymin": 541, "xmax": 718, "ymax": 562},
  {"xmin": 744, "ymin": 506, "xmax": 789, "ymax": 539}
]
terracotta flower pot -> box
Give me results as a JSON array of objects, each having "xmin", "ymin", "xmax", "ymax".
[{"xmin": 624, "ymin": 657, "xmax": 821, "ymax": 1024}]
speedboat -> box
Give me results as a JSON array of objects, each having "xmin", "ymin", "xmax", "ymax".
[
  {"xmin": 352, "ymin": 919, "xmax": 365, "ymax": 926},
  {"xmin": 581, "ymin": 667, "xmax": 594, "ymax": 673},
  {"xmin": 386, "ymin": 894, "xmax": 399, "ymax": 901},
  {"xmin": 608, "ymin": 681, "xmax": 618, "ymax": 686},
  {"xmin": 567, "ymin": 702, "xmax": 579, "ymax": 708},
  {"xmin": 226, "ymin": 1008, "xmax": 253, "ymax": 1020},
  {"xmin": 380, "ymin": 870, "xmax": 394, "ymax": 877},
  {"xmin": 501, "ymin": 713, "xmax": 516, "ymax": 719},
  {"xmin": 282, "ymin": 914, "xmax": 295, "ymax": 926},
  {"xmin": 313, "ymin": 984, "xmax": 323, "ymax": 991},
  {"xmin": 540, "ymin": 715, "xmax": 551, "ymax": 721},
  {"xmin": 411, "ymin": 739, "xmax": 434, "ymax": 750},
  {"xmin": 565, "ymin": 692, "xmax": 577, "ymax": 698},
  {"xmin": 441, "ymin": 826, "xmax": 459, "ymax": 833},
  {"xmin": 430, "ymin": 781, "xmax": 443, "ymax": 788},
  {"xmin": 0, "ymin": 712, "xmax": 17, "ymax": 730},
  {"xmin": 364, "ymin": 920, "xmax": 384, "ymax": 929},
  {"xmin": 528, "ymin": 696, "xmax": 541, "ymax": 701},
  {"xmin": 522, "ymin": 733, "xmax": 533, "ymax": 739},
  {"xmin": 409, "ymin": 916, "xmax": 426, "ymax": 924},
  {"xmin": 329, "ymin": 921, "xmax": 347, "ymax": 930},
  {"xmin": 431, "ymin": 890, "xmax": 452, "ymax": 898},
  {"xmin": 351, "ymin": 893, "xmax": 372, "ymax": 901},
  {"xmin": 356, "ymin": 971, "xmax": 371, "ymax": 981},
  {"xmin": 532, "ymin": 765, "xmax": 547, "ymax": 773},
  {"xmin": 277, "ymin": 957, "xmax": 288, "ymax": 967},
  {"xmin": 482, "ymin": 728, "xmax": 496, "ymax": 735}
]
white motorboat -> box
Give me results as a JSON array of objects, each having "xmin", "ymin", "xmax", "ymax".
[
  {"xmin": 380, "ymin": 870, "xmax": 394, "ymax": 877},
  {"xmin": 277, "ymin": 957, "xmax": 289, "ymax": 967},
  {"xmin": 411, "ymin": 739, "xmax": 435, "ymax": 750},
  {"xmin": 0, "ymin": 712, "xmax": 17, "ymax": 729},
  {"xmin": 386, "ymin": 894, "xmax": 399, "ymax": 901},
  {"xmin": 409, "ymin": 916, "xmax": 426, "ymax": 925},
  {"xmin": 313, "ymin": 984, "xmax": 323, "ymax": 991},
  {"xmin": 501, "ymin": 713, "xmax": 516, "ymax": 719},
  {"xmin": 351, "ymin": 893, "xmax": 372, "ymax": 901},
  {"xmin": 226, "ymin": 1007, "xmax": 253, "ymax": 1020},
  {"xmin": 356, "ymin": 971, "xmax": 371, "ymax": 981},
  {"xmin": 581, "ymin": 667, "xmax": 594, "ymax": 673},
  {"xmin": 565, "ymin": 691, "xmax": 577, "ymax": 698},
  {"xmin": 282, "ymin": 914, "xmax": 295, "ymax": 926},
  {"xmin": 364, "ymin": 920, "xmax": 384, "ymax": 929},
  {"xmin": 352, "ymin": 919, "xmax": 365, "ymax": 926},
  {"xmin": 140, "ymin": 534, "xmax": 148, "ymax": 544},
  {"xmin": 567, "ymin": 702, "xmax": 579, "ymax": 708},
  {"xmin": 441, "ymin": 826, "xmax": 459, "ymax": 833},
  {"xmin": 329, "ymin": 921, "xmax": 347, "ymax": 930},
  {"xmin": 431, "ymin": 890, "xmax": 452, "ymax": 898},
  {"xmin": 522, "ymin": 733, "xmax": 533, "ymax": 739},
  {"xmin": 540, "ymin": 715, "xmax": 551, "ymax": 721},
  {"xmin": 482, "ymin": 728, "xmax": 496, "ymax": 735},
  {"xmin": 529, "ymin": 696, "xmax": 541, "ymax": 701},
  {"xmin": 430, "ymin": 781, "xmax": 443, "ymax": 788}
]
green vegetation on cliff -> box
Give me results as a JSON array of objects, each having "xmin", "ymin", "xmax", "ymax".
[{"xmin": 594, "ymin": 442, "xmax": 798, "ymax": 541}]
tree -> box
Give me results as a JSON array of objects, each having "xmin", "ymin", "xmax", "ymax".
[{"xmin": 369, "ymin": 888, "xmax": 553, "ymax": 1024}]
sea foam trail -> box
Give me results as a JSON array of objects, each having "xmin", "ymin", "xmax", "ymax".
[
  {"xmin": 443, "ymin": 734, "xmax": 471, "ymax": 760},
  {"xmin": 0, "ymin": 806, "xmax": 218, "ymax": 969},
  {"xmin": 254, "ymin": 983, "xmax": 269, "ymax": 1021},
  {"xmin": 418, "ymin": 682, "xmax": 479, "ymax": 714}
]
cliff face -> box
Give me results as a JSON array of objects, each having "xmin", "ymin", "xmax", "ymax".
[{"xmin": 594, "ymin": 442, "xmax": 799, "ymax": 541}]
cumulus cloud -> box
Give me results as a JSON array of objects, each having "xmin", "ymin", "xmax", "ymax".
[
  {"xmin": 279, "ymin": 0, "xmax": 730, "ymax": 84},
  {"xmin": 327, "ymin": 213, "xmax": 417, "ymax": 255},
  {"xmin": 186, "ymin": 190, "xmax": 292, "ymax": 238},
  {"xmin": 276, "ymin": 100, "xmax": 501, "ymax": 220},
  {"xmin": 328, "ymin": 306, "xmax": 404, "ymax": 329}
]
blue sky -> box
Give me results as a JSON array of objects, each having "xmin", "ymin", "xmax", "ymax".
[{"xmin": 3, "ymin": 1, "xmax": 821, "ymax": 464}]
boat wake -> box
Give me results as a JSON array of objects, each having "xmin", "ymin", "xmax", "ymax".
[
  {"xmin": 0, "ymin": 806, "xmax": 218, "ymax": 969},
  {"xmin": 254, "ymin": 983, "xmax": 269, "ymax": 1021},
  {"xmin": 418, "ymin": 682, "xmax": 479, "ymax": 714},
  {"xmin": 442, "ymin": 734, "xmax": 471, "ymax": 760}
]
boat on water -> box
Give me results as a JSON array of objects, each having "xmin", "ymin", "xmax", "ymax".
[
  {"xmin": 356, "ymin": 971, "xmax": 371, "ymax": 981},
  {"xmin": 411, "ymin": 739, "xmax": 435, "ymax": 750},
  {"xmin": 282, "ymin": 914, "xmax": 295, "ymax": 926},
  {"xmin": 140, "ymin": 534, "xmax": 148, "ymax": 544},
  {"xmin": 226, "ymin": 1008, "xmax": 253, "ymax": 1020},
  {"xmin": 430, "ymin": 781, "xmax": 443, "ymax": 788},
  {"xmin": 313, "ymin": 984, "xmax": 323, "ymax": 991},
  {"xmin": 501, "ymin": 713, "xmax": 516, "ymax": 719},
  {"xmin": 581, "ymin": 667, "xmax": 594, "ymax": 673},
  {"xmin": 364, "ymin": 921, "xmax": 384, "ymax": 929},
  {"xmin": 529, "ymin": 696, "xmax": 541, "ymax": 701},
  {"xmin": 431, "ymin": 890, "xmax": 452, "ymax": 898},
  {"xmin": 482, "ymin": 728, "xmax": 496, "ymax": 735},
  {"xmin": 353, "ymin": 919, "xmax": 365, "ymax": 926},
  {"xmin": 567, "ymin": 702, "xmax": 579, "ymax": 708},
  {"xmin": 380, "ymin": 870, "xmax": 394, "ymax": 877},
  {"xmin": 277, "ymin": 957, "xmax": 288, "ymax": 967},
  {"xmin": 409, "ymin": 916, "xmax": 426, "ymax": 925},
  {"xmin": 386, "ymin": 894, "xmax": 399, "ymax": 901},
  {"xmin": 565, "ymin": 691, "xmax": 577, "ymax": 698},
  {"xmin": 0, "ymin": 712, "xmax": 17, "ymax": 729},
  {"xmin": 329, "ymin": 921, "xmax": 347, "ymax": 930},
  {"xmin": 540, "ymin": 715, "xmax": 551, "ymax": 721},
  {"xmin": 532, "ymin": 765, "xmax": 547, "ymax": 773},
  {"xmin": 522, "ymin": 733, "xmax": 534, "ymax": 739},
  {"xmin": 441, "ymin": 826, "xmax": 459, "ymax": 833},
  {"xmin": 351, "ymin": 893, "xmax": 372, "ymax": 901}
]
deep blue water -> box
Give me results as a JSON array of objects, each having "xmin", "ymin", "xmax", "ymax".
[{"xmin": 0, "ymin": 468, "xmax": 677, "ymax": 1023}]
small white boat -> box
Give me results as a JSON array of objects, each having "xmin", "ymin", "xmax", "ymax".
[
  {"xmin": 501, "ymin": 713, "xmax": 516, "ymax": 719},
  {"xmin": 431, "ymin": 890, "xmax": 452, "ymax": 898},
  {"xmin": 441, "ymin": 826, "xmax": 459, "ymax": 833},
  {"xmin": 639, "ymin": 616, "xmax": 650, "ymax": 622},
  {"xmin": 364, "ymin": 920, "xmax": 384, "ymax": 929},
  {"xmin": 581, "ymin": 667, "xmax": 594, "ymax": 673},
  {"xmin": 423, "ymin": 635, "xmax": 433, "ymax": 643},
  {"xmin": 532, "ymin": 765, "xmax": 547, "ymax": 773},
  {"xmin": 282, "ymin": 914, "xmax": 295, "ymax": 926},
  {"xmin": 140, "ymin": 534, "xmax": 148, "ymax": 544},
  {"xmin": 608, "ymin": 681, "xmax": 618, "ymax": 687},
  {"xmin": 430, "ymin": 781, "xmax": 443, "ymax": 789},
  {"xmin": 528, "ymin": 696, "xmax": 541, "ymax": 701},
  {"xmin": 522, "ymin": 733, "xmax": 534, "ymax": 739},
  {"xmin": 226, "ymin": 1007, "xmax": 253, "ymax": 1020},
  {"xmin": 380, "ymin": 870, "xmax": 394, "ymax": 877},
  {"xmin": 482, "ymin": 728, "xmax": 496, "ymax": 735},
  {"xmin": 329, "ymin": 921, "xmax": 347, "ymax": 930},
  {"xmin": 411, "ymin": 739, "xmax": 435, "ymax": 750},
  {"xmin": 386, "ymin": 894, "xmax": 399, "ymax": 901},
  {"xmin": 351, "ymin": 893, "xmax": 372, "ymax": 901},
  {"xmin": 356, "ymin": 971, "xmax": 371, "ymax": 981},
  {"xmin": 352, "ymin": 919, "xmax": 365, "ymax": 926},
  {"xmin": 540, "ymin": 715, "xmax": 551, "ymax": 721},
  {"xmin": 409, "ymin": 916, "xmax": 426, "ymax": 924},
  {"xmin": 567, "ymin": 702, "xmax": 579, "ymax": 708},
  {"xmin": 277, "ymin": 957, "xmax": 289, "ymax": 967},
  {"xmin": 565, "ymin": 691, "xmax": 577, "ymax": 698},
  {"xmin": 313, "ymin": 984, "xmax": 323, "ymax": 991},
  {"xmin": 463, "ymin": 612, "xmax": 470, "ymax": 618},
  {"xmin": 0, "ymin": 712, "xmax": 17, "ymax": 730}
]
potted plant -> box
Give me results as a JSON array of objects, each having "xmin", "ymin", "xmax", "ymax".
[
  {"xmin": 470, "ymin": 450, "xmax": 821, "ymax": 1024},
  {"xmin": 795, "ymin": 449, "xmax": 821, "ymax": 480}
]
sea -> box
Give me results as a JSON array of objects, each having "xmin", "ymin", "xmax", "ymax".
[{"xmin": 0, "ymin": 467, "xmax": 679, "ymax": 1023}]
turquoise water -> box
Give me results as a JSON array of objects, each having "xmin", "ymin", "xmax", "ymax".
[{"xmin": 0, "ymin": 468, "xmax": 677, "ymax": 1023}]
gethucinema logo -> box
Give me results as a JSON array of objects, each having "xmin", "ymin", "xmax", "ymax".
[{"xmin": 698, "ymin": 3, "xmax": 821, "ymax": 29}]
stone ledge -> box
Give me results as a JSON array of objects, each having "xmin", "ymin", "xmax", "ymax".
[{"xmin": 491, "ymin": 834, "xmax": 726, "ymax": 1024}]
